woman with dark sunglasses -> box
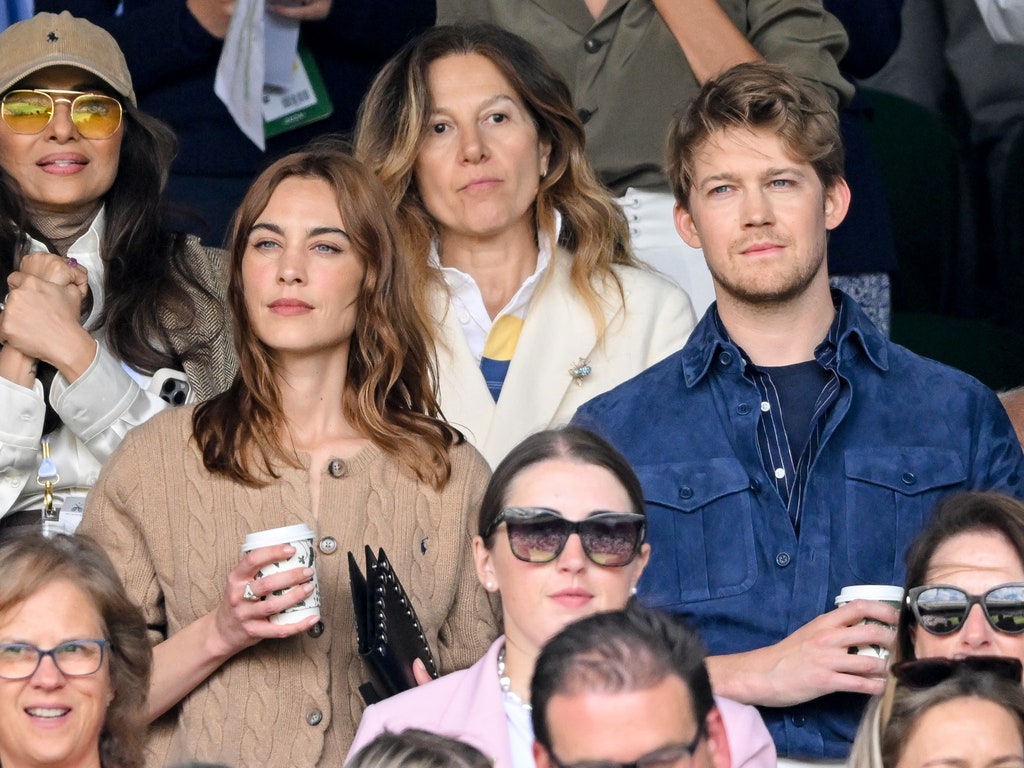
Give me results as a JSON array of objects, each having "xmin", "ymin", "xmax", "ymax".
[
  {"xmin": 848, "ymin": 656, "xmax": 1024, "ymax": 768},
  {"xmin": 0, "ymin": 13, "xmax": 234, "ymax": 537},
  {"xmin": 347, "ymin": 426, "xmax": 775, "ymax": 768},
  {"xmin": 894, "ymin": 492, "xmax": 1024, "ymax": 666}
]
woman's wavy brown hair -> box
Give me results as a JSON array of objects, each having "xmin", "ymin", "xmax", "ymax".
[
  {"xmin": 192, "ymin": 145, "xmax": 460, "ymax": 488},
  {"xmin": 0, "ymin": 533, "xmax": 151, "ymax": 768},
  {"xmin": 354, "ymin": 23, "xmax": 641, "ymax": 336}
]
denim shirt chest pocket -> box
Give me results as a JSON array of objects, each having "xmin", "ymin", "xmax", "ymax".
[
  {"xmin": 636, "ymin": 459, "xmax": 758, "ymax": 608},
  {"xmin": 844, "ymin": 447, "xmax": 967, "ymax": 584}
]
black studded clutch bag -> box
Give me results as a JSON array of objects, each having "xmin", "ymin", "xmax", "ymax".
[{"xmin": 348, "ymin": 545, "xmax": 439, "ymax": 705}]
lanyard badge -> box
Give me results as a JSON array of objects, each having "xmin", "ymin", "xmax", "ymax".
[{"xmin": 36, "ymin": 438, "xmax": 60, "ymax": 523}]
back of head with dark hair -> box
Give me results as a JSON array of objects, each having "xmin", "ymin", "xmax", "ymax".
[
  {"xmin": 345, "ymin": 728, "xmax": 493, "ymax": 768},
  {"xmin": 896, "ymin": 491, "xmax": 1024, "ymax": 661},
  {"xmin": 530, "ymin": 605, "xmax": 713, "ymax": 751},
  {"xmin": 665, "ymin": 61, "xmax": 844, "ymax": 209},
  {"xmin": 478, "ymin": 425, "xmax": 646, "ymax": 540}
]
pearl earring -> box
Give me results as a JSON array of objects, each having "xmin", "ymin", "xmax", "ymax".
[
  {"xmin": 630, "ymin": 586, "xmax": 638, "ymax": 596},
  {"xmin": 485, "ymin": 581, "xmax": 495, "ymax": 591}
]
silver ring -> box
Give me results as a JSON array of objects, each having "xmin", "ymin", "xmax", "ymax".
[{"xmin": 242, "ymin": 582, "xmax": 260, "ymax": 602}]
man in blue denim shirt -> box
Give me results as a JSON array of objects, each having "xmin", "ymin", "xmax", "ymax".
[{"xmin": 573, "ymin": 62, "xmax": 1024, "ymax": 761}]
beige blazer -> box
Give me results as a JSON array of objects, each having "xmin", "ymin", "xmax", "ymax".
[{"xmin": 435, "ymin": 250, "xmax": 696, "ymax": 466}]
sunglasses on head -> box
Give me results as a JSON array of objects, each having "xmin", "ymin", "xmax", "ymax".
[
  {"xmin": 907, "ymin": 583, "xmax": 1024, "ymax": 635},
  {"xmin": 1, "ymin": 89, "xmax": 123, "ymax": 139},
  {"xmin": 891, "ymin": 655, "xmax": 1023, "ymax": 689},
  {"xmin": 484, "ymin": 506, "xmax": 646, "ymax": 567}
]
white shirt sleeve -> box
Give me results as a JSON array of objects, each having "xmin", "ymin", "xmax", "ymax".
[
  {"xmin": 0, "ymin": 376, "xmax": 47, "ymax": 515},
  {"xmin": 49, "ymin": 341, "xmax": 173, "ymax": 464}
]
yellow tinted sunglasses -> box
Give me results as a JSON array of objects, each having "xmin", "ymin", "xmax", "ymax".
[{"xmin": 1, "ymin": 89, "xmax": 123, "ymax": 139}]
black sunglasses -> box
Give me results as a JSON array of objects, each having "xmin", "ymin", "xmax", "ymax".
[
  {"xmin": 891, "ymin": 655, "xmax": 1023, "ymax": 689},
  {"xmin": 907, "ymin": 583, "xmax": 1024, "ymax": 635},
  {"xmin": 547, "ymin": 721, "xmax": 705, "ymax": 768},
  {"xmin": 484, "ymin": 506, "xmax": 646, "ymax": 567}
]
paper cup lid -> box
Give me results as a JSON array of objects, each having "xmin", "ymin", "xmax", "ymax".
[
  {"xmin": 242, "ymin": 523, "xmax": 314, "ymax": 552},
  {"xmin": 835, "ymin": 584, "xmax": 905, "ymax": 605}
]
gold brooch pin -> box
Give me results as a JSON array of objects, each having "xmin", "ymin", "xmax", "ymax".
[{"xmin": 569, "ymin": 357, "xmax": 592, "ymax": 386}]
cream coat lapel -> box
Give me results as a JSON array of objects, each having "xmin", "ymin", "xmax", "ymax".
[
  {"xmin": 433, "ymin": 252, "xmax": 621, "ymax": 466},
  {"xmin": 486, "ymin": 254, "xmax": 604, "ymax": 460},
  {"xmin": 433, "ymin": 287, "xmax": 502, "ymax": 452}
]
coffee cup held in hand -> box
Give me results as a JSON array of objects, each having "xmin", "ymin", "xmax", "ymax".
[
  {"xmin": 242, "ymin": 523, "xmax": 321, "ymax": 625},
  {"xmin": 835, "ymin": 584, "xmax": 904, "ymax": 659}
]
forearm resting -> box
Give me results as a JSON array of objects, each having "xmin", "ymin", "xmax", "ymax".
[
  {"xmin": 652, "ymin": 0, "xmax": 763, "ymax": 83},
  {"xmin": 147, "ymin": 611, "xmax": 239, "ymax": 722}
]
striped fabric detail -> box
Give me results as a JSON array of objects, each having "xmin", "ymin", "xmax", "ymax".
[{"xmin": 479, "ymin": 315, "xmax": 524, "ymax": 401}]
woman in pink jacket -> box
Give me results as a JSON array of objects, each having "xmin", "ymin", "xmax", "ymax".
[{"xmin": 348, "ymin": 426, "xmax": 775, "ymax": 768}]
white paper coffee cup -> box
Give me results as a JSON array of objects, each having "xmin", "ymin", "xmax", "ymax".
[
  {"xmin": 242, "ymin": 523, "xmax": 321, "ymax": 625},
  {"xmin": 835, "ymin": 584, "xmax": 904, "ymax": 658}
]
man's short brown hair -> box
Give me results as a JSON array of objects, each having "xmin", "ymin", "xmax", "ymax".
[{"xmin": 666, "ymin": 62, "xmax": 844, "ymax": 209}]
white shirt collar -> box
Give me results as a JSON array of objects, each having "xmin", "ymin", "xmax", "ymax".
[
  {"xmin": 25, "ymin": 207, "xmax": 107, "ymax": 329},
  {"xmin": 432, "ymin": 212, "xmax": 561, "ymax": 361}
]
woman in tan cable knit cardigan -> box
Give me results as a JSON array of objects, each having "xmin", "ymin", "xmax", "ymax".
[{"xmin": 80, "ymin": 147, "xmax": 498, "ymax": 767}]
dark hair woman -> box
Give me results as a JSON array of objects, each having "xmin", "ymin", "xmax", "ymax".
[
  {"xmin": 349, "ymin": 427, "xmax": 774, "ymax": 768},
  {"xmin": 0, "ymin": 12, "xmax": 235, "ymax": 537}
]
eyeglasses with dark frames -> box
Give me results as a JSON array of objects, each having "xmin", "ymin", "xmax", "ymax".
[
  {"xmin": 891, "ymin": 655, "xmax": 1023, "ymax": 689},
  {"xmin": 546, "ymin": 721, "xmax": 705, "ymax": 768},
  {"xmin": 907, "ymin": 583, "xmax": 1024, "ymax": 635},
  {"xmin": 1, "ymin": 89, "xmax": 123, "ymax": 139},
  {"xmin": 484, "ymin": 506, "xmax": 646, "ymax": 567},
  {"xmin": 0, "ymin": 639, "xmax": 108, "ymax": 680}
]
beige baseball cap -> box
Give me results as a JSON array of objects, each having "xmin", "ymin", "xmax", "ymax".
[{"xmin": 0, "ymin": 11, "xmax": 136, "ymax": 106}]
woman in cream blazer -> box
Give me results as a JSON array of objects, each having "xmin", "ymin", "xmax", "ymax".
[{"xmin": 356, "ymin": 25, "xmax": 695, "ymax": 467}]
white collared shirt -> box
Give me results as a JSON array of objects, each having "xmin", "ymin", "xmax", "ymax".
[
  {"xmin": 0, "ymin": 209, "xmax": 182, "ymax": 525},
  {"xmin": 431, "ymin": 213, "xmax": 561, "ymax": 362}
]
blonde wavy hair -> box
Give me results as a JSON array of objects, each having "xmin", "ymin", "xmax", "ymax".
[{"xmin": 354, "ymin": 23, "xmax": 642, "ymax": 337}]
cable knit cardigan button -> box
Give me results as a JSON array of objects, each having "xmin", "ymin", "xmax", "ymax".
[{"xmin": 318, "ymin": 536, "xmax": 338, "ymax": 555}]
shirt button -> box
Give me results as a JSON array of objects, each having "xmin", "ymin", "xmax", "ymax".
[
  {"xmin": 760, "ymin": 401, "xmax": 771, "ymax": 412},
  {"xmin": 774, "ymin": 467, "xmax": 786, "ymax": 479},
  {"xmin": 318, "ymin": 536, "xmax": 338, "ymax": 555},
  {"xmin": 776, "ymin": 552, "xmax": 791, "ymax": 567},
  {"xmin": 308, "ymin": 621, "xmax": 325, "ymax": 638},
  {"xmin": 327, "ymin": 458, "xmax": 346, "ymax": 478},
  {"xmin": 577, "ymin": 107, "xmax": 595, "ymax": 124},
  {"xmin": 718, "ymin": 351, "xmax": 733, "ymax": 367},
  {"xmin": 306, "ymin": 709, "xmax": 323, "ymax": 726},
  {"xmin": 792, "ymin": 714, "xmax": 806, "ymax": 727},
  {"xmin": 901, "ymin": 471, "xmax": 916, "ymax": 486},
  {"xmin": 457, "ymin": 311, "xmax": 470, "ymax": 324},
  {"xmin": 749, "ymin": 478, "xmax": 761, "ymax": 493},
  {"xmin": 678, "ymin": 486, "xmax": 694, "ymax": 500},
  {"xmin": 737, "ymin": 403, "xmax": 751, "ymax": 415},
  {"xmin": 584, "ymin": 36, "xmax": 603, "ymax": 53}
]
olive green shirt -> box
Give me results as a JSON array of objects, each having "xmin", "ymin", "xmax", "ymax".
[{"xmin": 438, "ymin": 0, "xmax": 853, "ymax": 194}]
